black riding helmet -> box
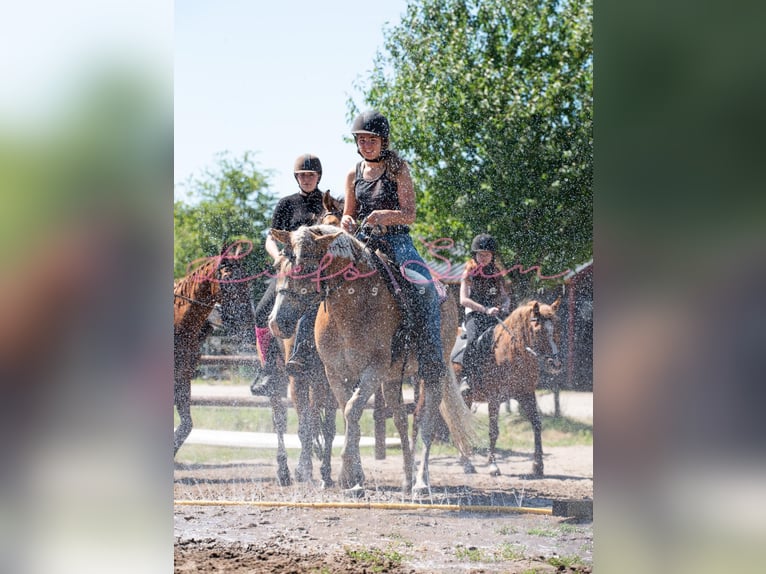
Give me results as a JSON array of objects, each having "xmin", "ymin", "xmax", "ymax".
[
  {"xmin": 351, "ymin": 110, "xmax": 390, "ymax": 159},
  {"xmin": 293, "ymin": 153, "xmax": 322, "ymax": 184},
  {"xmin": 471, "ymin": 233, "xmax": 498, "ymax": 253}
]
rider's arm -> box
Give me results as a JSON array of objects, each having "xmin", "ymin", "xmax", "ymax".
[{"xmin": 341, "ymin": 168, "xmax": 358, "ymax": 232}]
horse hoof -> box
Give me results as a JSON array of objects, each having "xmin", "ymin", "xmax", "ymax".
[
  {"xmin": 532, "ymin": 464, "xmax": 544, "ymax": 479},
  {"xmin": 412, "ymin": 483, "xmax": 430, "ymax": 498},
  {"xmin": 463, "ymin": 461, "xmax": 477, "ymax": 474},
  {"xmin": 342, "ymin": 484, "xmax": 365, "ymax": 498},
  {"xmin": 489, "ymin": 464, "xmax": 501, "ymax": 477},
  {"xmin": 277, "ymin": 467, "xmax": 292, "ymax": 486}
]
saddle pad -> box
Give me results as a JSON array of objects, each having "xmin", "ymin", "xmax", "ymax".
[{"xmin": 434, "ymin": 279, "xmax": 448, "ymax": 304}]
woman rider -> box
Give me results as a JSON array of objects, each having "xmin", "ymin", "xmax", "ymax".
[
  {"xmin": 458, "ymin": 233, "xmax": 511, "ymax": 394},
  {"xmin": 340, "ymin": 110, "xmax": 445, "ymax": 386}
]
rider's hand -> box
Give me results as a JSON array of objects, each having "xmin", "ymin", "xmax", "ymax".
[
  {"xmin": 486, "ymin": 306, "xmax": 500, "ymax": 317},
  {"xmin": 341, "ymin": 214, "xmax": 356, "ymax": 232}
]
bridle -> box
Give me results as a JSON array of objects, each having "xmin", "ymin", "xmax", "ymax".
[{"xmin": 173, "ymin": 292, "xmax": 217, "ymax": 310}]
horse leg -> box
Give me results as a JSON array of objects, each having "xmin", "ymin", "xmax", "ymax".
[
  {"xmin": 413, "ymin": 378, "xmax": 443, "ymax": 495},
  {"xmin": 318, "ymin": 383, "xmax": 336, "ymax": 488},
  {"xmin": 487, "ymin": 399, "xmax": 501, "ymax": 477},
  {"xmin": 270, "ymin": 394, "xmax": 292, "ymax": 486},
  {"xmin": 173, "ymin": 379, "xmax": 192, "ymax": 456},
  {"xmin": 292, "ymin": 376, "xmax": 315, "ymax": 483},
  {"xmin": 338, "ymin": 379, "xmax": 375, "ymax": 489},
  {"xmin": 518, "ymin": 391, "xmax": 544, "ymax": 477},
  {"xmin": 383, "ymin": 382, "xmax": 414, "ymax": 495}
]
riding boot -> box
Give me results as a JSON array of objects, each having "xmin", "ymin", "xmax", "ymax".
[
  {"xmin": 250, "ymin": 327, "xmax": 287, "ymax": 396},
  {"xmin": 286, "ymin": 306, "xmax": 319, "ymax": 378}
]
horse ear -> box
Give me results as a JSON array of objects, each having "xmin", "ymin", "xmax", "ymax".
[
  {"xmin": 270, "ymin": 229, "xmax": 291, "ymax": 245},
  {"xmin": 551, "ymin": 298, "xmax": 561, "ymax": 311},
  {"xmin": 532, "ymin": 301, "xmax": 540, "ymax": 315}
]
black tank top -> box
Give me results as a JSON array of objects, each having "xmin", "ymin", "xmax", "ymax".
[
  {"xmin": 467, "ymin": 268, "xmax": 505, "ymax": 308},
  {"xmin": 354, "ymin": 162, "xmax": 401, "ymax": 221}
]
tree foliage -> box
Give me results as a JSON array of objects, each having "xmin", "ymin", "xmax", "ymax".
[
  {"xmin": 353, "ymin": 0, "xmax": 592, "ymax": 285},
  {"xmin": 173, "ymin": 151, "xmax": 275, "ymax": 296}
]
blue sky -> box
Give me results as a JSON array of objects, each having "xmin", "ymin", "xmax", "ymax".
[{"xmin": 175, "ymin": 0, "xmax": 410, "ymax": 202}]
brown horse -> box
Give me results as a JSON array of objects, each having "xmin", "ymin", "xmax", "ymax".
[
  {"xmin": 174, "ymin": 244, "xmax": 256, "ymax": 456},
  {"xmin": 454, "ymin": 300, "xmax": 562, "ymax": 477},
  {"xmin": 268, "ymin": 224, "xmax": 475, "ymax": 495},
  {"xmin": 173, "ymin": 242, "xmax": 298, "ymax": 486}
]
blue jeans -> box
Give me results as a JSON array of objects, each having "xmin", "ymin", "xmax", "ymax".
[{"xmin": 370, "ymin": 232, "xmax": 445, "ymax": 380}]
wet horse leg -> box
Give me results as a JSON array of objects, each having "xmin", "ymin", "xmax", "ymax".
[
  {"xmin": 413, "ymin": 379, "xmax": 443, "ymax": 494},
  {"xmin": 173, "ymin": 379, "xmax": 192, "ymax": 456},
  {"xmin": 338, "ymin": 377, "xmax": 376, "ymax": 489},
  {"xmin": 270, "ymin": 394, "xmax": 292, "ymax": 486},
  {"xmin": 382, "ymin": 382, "xmax": 414, "ymax": 494},
  {"xmin": 317, "ymin": 383, "xmax": 336, "ymax": 488},
  {"xmin": 518, "ymin": 391, "xmax": 544, "ymax": 477},
  {"xmin": 292, "ymin": 375, "xmax": 315, "ymax": 483},
  {"xmin": 487, "ymin": 399, "xmax": 501, "ymax": 476}
]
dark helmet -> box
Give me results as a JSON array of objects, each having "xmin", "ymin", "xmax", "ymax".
[
  {"xmin": 351, "ymin": 110, "xmax": 390, "ymax": 154},
  {"xmin": 471, "ymin": 233, "xmax": 498, "ymax": 253},
  {"xmin": 293, "ymin": 153, "xmax": 322, "ymax": 183}
]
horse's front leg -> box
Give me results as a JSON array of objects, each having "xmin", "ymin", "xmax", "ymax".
[
  {"xmin": 318, "ymin": 380, "xmax": 337, "ymax": 488},
  {"xmin": 270, "ymin": 394, "xmax": 292, "ymax": 486},
  {"xmin": 518, "ymin": 392, "xmax": 544, "ymax": 477},
  {"xmin": 487, "ymin": 399, "xmax": 501, "ymax": 476},
  {"xmin": 292, "ymin": 376, "xmax": 315, "ymax": 483},
  {"xmin": 382, "ymin": 381, "xmax": 414, "ymax": 495},
  {"xmin": 413, "ymin": 378, "xmax": 443, "ymax": 495},
  {"xmin": 173, "ymin": 379, "xmax": 192, "ymax": 456},
  {"xmin": 338, "ymin": 375, "xmax": 376, "ymax": 489}
]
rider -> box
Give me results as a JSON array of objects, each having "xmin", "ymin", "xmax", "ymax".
[
  {"xmin": 340, "ymin": 110, "xmax": 446, "ymax": 386},
  {"xmin": 250, "ymin": 153, "xmax": 326, "ymax": 396},
  {"xmin": 458, "ymin": 233, "xmax": 511, "ymax": 394}
]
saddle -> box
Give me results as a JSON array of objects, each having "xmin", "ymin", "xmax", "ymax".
[{"xmin": 361, "ymin": 236, "xmax": 446, "ymax": 365}]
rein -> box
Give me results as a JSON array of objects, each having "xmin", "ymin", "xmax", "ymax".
[{"xmin": 174, "ymin": 292, "xmax": 217, "ymax": 310}]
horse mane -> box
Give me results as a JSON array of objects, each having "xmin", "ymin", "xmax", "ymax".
[
  {"xmin": 506, "ymin": 300, "xmax": 540, "ymax": 348},
  {"xmin": 174, "ymin": 257, "xmax": 220, "ymax": 302},
  {"xmin": 293, "ymin": 224, "xmax": 376, "ymax": 269}
]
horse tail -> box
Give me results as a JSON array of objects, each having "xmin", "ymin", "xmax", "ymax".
[{"xmin": 439, "ymin": 367, "xmax": 478, "ymax": 457}]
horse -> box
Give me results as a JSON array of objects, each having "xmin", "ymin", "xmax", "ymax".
[
  {"xmin": 268, "ymin": 224, "xmax": 475, "ymax": 495},
  {"xmin": 453, "ymin": 300, "xmax": 562, "ymax": 477},
  {"xmin": 173, "ymin": 243, "xmax": 256, "ymax": 456},
  {"xmin": 174, "ymin": 243, "xmax": 298, "ymax": 486}
]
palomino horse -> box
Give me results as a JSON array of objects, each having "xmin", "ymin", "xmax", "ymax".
[
  {"xmin": 268, "ymin": 224, "xmax": 474, "ymax": 495},
  {"xmin": 454, "ymin": 300, "xmax": 562, "ymax": 477}
]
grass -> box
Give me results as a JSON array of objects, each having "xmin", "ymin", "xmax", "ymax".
[
  {"xmin": 454, "ymin": 543, "xmax": 526, "ymax": 563},
  {"xmin": 527, "ymin": 527, "xmax": 558, "ymax": 538},
  {"xmin": 344, "ymin": 546, "xmax": 404, "ymax": 572}
]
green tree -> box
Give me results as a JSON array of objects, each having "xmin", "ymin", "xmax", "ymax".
[
  {"xmin": 353, "ymin": 0, "xmax": 592, "ymax": 289},
  {"xmin": 173, "ymin": 151, "xmax": 276, "ymax": 300}
]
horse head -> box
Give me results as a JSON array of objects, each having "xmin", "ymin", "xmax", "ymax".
[
  {"xmin": 319, "ymin": 190, "xmax": 344, "ymax": 226},
  {"xmin": 528, "ymin": 299, "xmax": 562, "ymax": 374},
  {"xmin": 268, "ymin": 225, "xmax": 357, "ymax": 338}
]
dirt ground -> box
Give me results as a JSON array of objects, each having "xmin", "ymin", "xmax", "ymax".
[{"xmin": 174, "ymin": 441, "xmax": 593, "ymax": 573}]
